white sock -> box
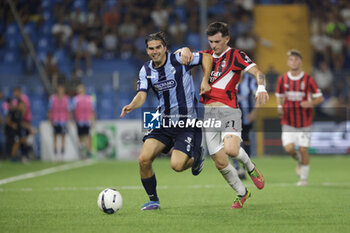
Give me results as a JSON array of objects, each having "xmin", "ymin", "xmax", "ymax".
[
  {"xmin": 300, "ymin": 165, "xmax": 309, "ymax": 181},
  {"xmin": 220, "ymin": 164, "xmax": 246, "ymax": 196},
  {"xmin": 236, "ymin": 147, "xmax": 255, "ymax": 172}
]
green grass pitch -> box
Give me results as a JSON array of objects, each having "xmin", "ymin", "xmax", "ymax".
[{"xmin": 0, "ymin": 156, "xmax": 350, "ymax": 233}]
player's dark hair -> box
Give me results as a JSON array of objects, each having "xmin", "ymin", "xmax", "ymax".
[
  {"xmin": 145, "ymin": 31, "xmax": 167, "ymax": 48},
  {"xmin": 206, "ymin": 22, "xmax": 230, "ymax": 37},
  {"xmin": 287, "ymin": 49, "xmax": 302, "ymax": 59}
]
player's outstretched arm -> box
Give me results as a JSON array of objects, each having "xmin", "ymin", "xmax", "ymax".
[
  {"xmin": 200, "ymin": 53, "xmax": 212, "ymax": 95},
  {"xmin": 120, "ymin": 91, "xmax": 147, "ymax": 117},
  {"xmin": 247, "ymin": 65, "xmax": 269, "ymax": 105}
]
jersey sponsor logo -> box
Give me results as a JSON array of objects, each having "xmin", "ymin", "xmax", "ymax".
[
  {"xmin": 244, "ymin": 55, "xmax": 251, "ymax": 63},
  {"xmin": 154, "ymin": 79, "xmax": 177, "ymax": 91},
  {"xmin": 211, "ymin": 71, "xmax": 234, "ymax": 89},
  {"xmin": 285, "ymin": 91, "xmax": 305, "ymax": 101},
  {"xmin": 210, "ymin": 71, "xmax": 222, "ymax": 83}
]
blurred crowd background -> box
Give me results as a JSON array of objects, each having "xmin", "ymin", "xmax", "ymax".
[{"xmin": 0, "ymin": 0, "xmax": 349, "ymax": 159}]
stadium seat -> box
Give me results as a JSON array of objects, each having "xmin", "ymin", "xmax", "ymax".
[
  {"xmin": 3, "ymin": 51, "xmax": 19, "ymax": 64},
  {"xmin": 85, "ymin": 85, "xmax": 96, "ymax": 95},
  {"xmin": 73, "ymin": 0, "xmax": 87, "ymax": 12}
]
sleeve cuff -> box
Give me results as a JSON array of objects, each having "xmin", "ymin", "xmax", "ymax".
[{"xmin": 244, "ymin": 63, "xmax": 256, "ymax": 71}]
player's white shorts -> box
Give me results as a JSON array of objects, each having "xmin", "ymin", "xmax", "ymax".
[
  {"xmin": 203, "ymin": 106, "xmax": 242, "ymax": 155},
  {"xmin": 281, "ymin": 125, "xmax": 311, "ymax": 148}
]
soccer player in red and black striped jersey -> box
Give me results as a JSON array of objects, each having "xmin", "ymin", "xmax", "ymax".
[
  {"xmin": 180, "ymin": 22, "xmax": 269, "ymax": 208},
  {"xmin": 276, "ymin": 49, "xmax": 323, "ymax": 186}
]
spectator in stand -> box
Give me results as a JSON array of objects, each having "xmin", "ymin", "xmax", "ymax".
[
  {"xmin": 52, "ymin": 14, "xmax": 72, "ymax": 46},
  {"xmin": 134, "ymin": 28, "xmax": 148, "ymax": 63},
  {"xmin": 103, "ymin": 27, "xmax": 118, "ymax": 59},
  {"xmin": 70, "ymin": 6, "xmax": 87, "ymax": 34},
  {"xmin": 71, "ymin": 84, "xmax": 95, "ymax": 158},
  {"xmin": 48, "ymin": 85, "xmax": 71, "ymax": 161},
  {"xmin": 313, "ymin": 60, "xmax": 333, "ymax": 97},
  {"xmin": 236, "ymin": 13, "xmax": 254, "ymax": 37},
  {"xmin": 103, "ymin": 4, "xmax": 120, "ymax": 31},
  {"xmin": 71, "ymin": 33, "xmax": 93, "ymax": 77},
  {"xmin": 44, "ymin": 51, "xmax": 60, "ymax": 91},
  {"xmin": 329, "ymin": 29, "xmax": 345, "ymax": 71},
  {"xmin": 168, "ymin": 15, "xmax": 187, "ymax": 48},
  {"xmin": 235, "ymin": 31, "xmax": 256, "ymax": 59},
  {"xmin": 340, "ymin": 1, "xmax": 350, "ymax": 29},
  {"xmin": 151, "ymin": 2, "xmax": 169, "ymax": 31},
  {"xmin": 118, "ymin": 15, "xmax": 137, "ymax": 41},
  {"xmin": 310, "ymin": 27, "xmax": 331, "ymax": 66}
]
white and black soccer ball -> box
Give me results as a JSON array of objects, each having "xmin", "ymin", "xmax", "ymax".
[{"xmin": 97, "ymin": 188, "xmax": 123, "ymax": 214}]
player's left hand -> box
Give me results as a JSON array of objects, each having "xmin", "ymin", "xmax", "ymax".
[
  {"xmin": 120, "ymin": 105, "xmax": 133, "ymax": 117},
  {"xmin": 300, "ymin": 101, "xmax": 313, "ymax": 108},
  {"xmin": 255, "ymin": 91, "xmax": 269, "ymax": 105},
  {"xmin": 200, "ymin": 81, "xmax": 211, "ymax": 95}
]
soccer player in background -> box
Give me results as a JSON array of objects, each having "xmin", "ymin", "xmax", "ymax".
[
  {"xmin": 5, "ymin": 99, "xmax": 27, "ymax": 161},
  {"xmin": 12, "ymin": 87, "xmax": 32, "ymax": 162},
  {"xmin": 48, "ymin": 85, "xmax": 71, "ymax": 161},
  {"xmin": 180, "ymin": 22, "xmax": 268, "ymax": 208},
  {"xmin": 120, "ymin": 32, "xmax": 212, "ymax": 210},
  {"xmin": 276, "ymin": 49, "xmax": 324, "ymax": 186},
  {"xmin": 233, "ymin": 71, "xmax": 259, "ymax": 180},
  {"xmin": 71, "ymin": 84, "xmax": 95, "ymax": 158}
]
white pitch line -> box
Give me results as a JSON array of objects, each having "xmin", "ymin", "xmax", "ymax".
[
  {"xmin": 0, "ymin": 159, "xmax": 95, "ymax": 186},
  {"xmin": 1, "ymin": 182, "xmax": 350, "ymax": 192}
]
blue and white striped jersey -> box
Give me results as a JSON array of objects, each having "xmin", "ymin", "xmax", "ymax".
[
  {"xmin": 137, "ymin": 52, "xmax": 202, "ymax": 122},
  {"xmin": 237, "ymin": 72, "xmax": 257, "ymax": 125}
]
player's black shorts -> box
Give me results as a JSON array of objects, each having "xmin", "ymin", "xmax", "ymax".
[
  {"xmin": 77, "ymin": 125, "xmax": 90, "ymax": 136},
  {"xmin": 53, "ymin": 123, "xmax": 67, "ymax": 135},
  {"xmin": 143, "ymin": 126, "xmax": 202, "ymax": 158},
  {"xmin": 20, "ymin": 127, "xmax": 30, "ymax": 137}
]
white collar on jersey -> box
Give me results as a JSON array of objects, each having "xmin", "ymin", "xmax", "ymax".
[
  {"xmin": 212, "ymin": 47, "xmax": 231, "ymax": 58},
  {"xmin": 287, "ymin": 71, "xmax": 304, "ymax": 80}
]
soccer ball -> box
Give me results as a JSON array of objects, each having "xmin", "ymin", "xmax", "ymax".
[{"xmin": 97, "ymin": 188, "xmax": 123, "ymax": 214}]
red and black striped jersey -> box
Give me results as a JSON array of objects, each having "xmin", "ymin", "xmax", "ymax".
[
  {"xmin": 275, "ymin": 72, "xmax": 322, "ymax": 128},
  {"xmin": 200, "ymin": 47, "xmax": 256, "ymax": 108}
]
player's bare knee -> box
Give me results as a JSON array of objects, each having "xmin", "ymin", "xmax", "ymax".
[
  {"xmin": 223, "ymin": 144, "xmax": 239, "ymax": 157},
  {"xmin": 299, "ymin": 147, "xmax": 308, "ymax": 155},
  {"xmin": 138, "ymin": 156, "xmax": 152, "ymax": 169},
  {"xmin": 212, "ymin": 158, "xmax": 228, "ymax": 170},
  {"xmin": 171, "ymin": 162, "xmax": 184, "ymax": 172},
  {"xmin": 284, "ymin": 145, "xmax": 295, "ymax": 154}
]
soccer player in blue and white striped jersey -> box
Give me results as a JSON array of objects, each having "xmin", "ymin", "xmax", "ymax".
[{"xmin": 120, "ymin": 32, "xmax": 212, "ymax": 210}]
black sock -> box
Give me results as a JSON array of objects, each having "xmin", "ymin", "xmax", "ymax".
[{"xmin": 141, "ymin": 174, "xmax": 159, "ymax": 201}]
